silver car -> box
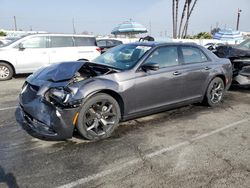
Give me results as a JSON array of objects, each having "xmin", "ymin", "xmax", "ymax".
[{"xmin": 0, "ymin": 34, "xmax": 100, "ymax": 80}]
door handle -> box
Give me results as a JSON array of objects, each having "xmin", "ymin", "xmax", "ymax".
[
  {"xmin": 204, "ymin": 66, "xmax": 212, "ymax": 70},
  {"xmin": 173, "ymin": 71, "xmax": 181, "ymax": 76}
]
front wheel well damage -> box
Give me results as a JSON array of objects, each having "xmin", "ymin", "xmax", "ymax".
[{"xmin": 96, "ymin": 90, "xmax": 125, "ymax": 118}]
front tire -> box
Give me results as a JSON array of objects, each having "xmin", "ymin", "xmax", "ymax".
[
  {"xmin": 77, "ymin": 93, "xmax": 121, "ymax": 140},
  {"xmin": 203, "ymin": 77, "xmax": 225, "ymax": 107},
  {"xmin": 0, "ymin": 62, "xmax": 14, "ymax": 81}
]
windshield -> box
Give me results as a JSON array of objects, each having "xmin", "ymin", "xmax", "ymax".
[
  {"xmin": 238, "ymin": 39, "xmax": 250, "ymax": 50},
  {"xmin": 93, "ymin": 44, "xmax": 152, "ymax": 70},
  {"xmin": 0, "ymin": 36, "xmax": 24, "ymax": 48}
]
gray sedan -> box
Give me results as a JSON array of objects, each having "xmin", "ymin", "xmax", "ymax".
[{"xmin": 16, "ymin": 42, "xmax": 232, "ymax": 141}]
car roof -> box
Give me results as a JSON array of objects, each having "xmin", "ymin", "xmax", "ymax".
[
  {"xmin": 128, "ymin": 41, "xmax": 199, "ymax": 47},
  {"xmin": 23, "ymin": 33, "xmax": 95, "ymax": 38}
]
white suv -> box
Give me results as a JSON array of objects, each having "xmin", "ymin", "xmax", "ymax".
[{"xmin": 0, "ymin": 34, "xmax": 101, "ymax": 80}]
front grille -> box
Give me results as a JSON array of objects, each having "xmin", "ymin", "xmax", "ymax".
[{"xmin": 20, "ymin": 83, "xmax": 40, "ymax": 104}]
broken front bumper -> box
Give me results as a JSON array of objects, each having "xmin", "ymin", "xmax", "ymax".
[{"xmin": 16, "ymin": 98, "xmax": 80, "ymax": 141}]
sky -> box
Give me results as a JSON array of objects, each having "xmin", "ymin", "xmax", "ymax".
[{"xmin": 0, "ymin": 0, "xmax": 250, "ymax": 37}]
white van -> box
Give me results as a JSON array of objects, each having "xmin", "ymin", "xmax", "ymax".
[{"xmin": 0, "ymin": 34, "xmax": 101, "ymax": 80}]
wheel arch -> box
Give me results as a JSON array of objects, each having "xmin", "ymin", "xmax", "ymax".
[
  {"xmin": 214, "ymin": 74, "xmax": 226, "ymax": 86},
  {"xmin": 83, "ymin": 89, "xmax": 125, "ymax": 118},
  {"xmin": 203, "ymin": 74, "xmax": 226, "ymax": 98},
  {"xmin": 77, "ymin": 59, "xmax": 89, "ymax": 62},
  {"xmin": 96, "ymin": 89, "xmax": 125, "ymax": 118},
  {"xmin": 0, "ymin": 60, "xmax": 16, "ymax": 74}
]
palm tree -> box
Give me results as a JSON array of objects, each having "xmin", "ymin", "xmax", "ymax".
[
  {"xmin": 181, "ymin": 0, "xmax": 198, "ymax": 38},
  {"xmin": 178, "ymin": 0, "xmax": 188, "ymax": 38},
  {"xmin": 172, "ymin": 0, "xmax": 176, "ymax": 38},
  {"xmin": 175, "ymin": 0, "xmax": 179, "ymax": 38}
]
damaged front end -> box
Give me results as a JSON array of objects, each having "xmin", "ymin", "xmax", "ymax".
[
  {"xmin": 214, "ymin": 44, "xmax": 250, "ymax": 86},
  {"xmin": 16, "ymin": 61, "xmax": 117, "ymax": 140}
]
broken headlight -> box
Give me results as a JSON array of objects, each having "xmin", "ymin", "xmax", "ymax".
[
  {"xmin": 45, "ymin": 87, "xmax": 71, "ymax": 105},
  {"xmin": 45, "ymin": 87, "xmax": 82, "ymax": 107}
]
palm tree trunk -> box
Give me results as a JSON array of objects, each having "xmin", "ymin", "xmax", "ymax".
[
  {"xmin": 172, "ymin": 0, "xmax": 176, "ymax": 38},
  {"xmin": 178, "ymin": 0, "xmax": 188, "ymax": 38},
  {"xmin": 182, "ymin": 0, "xmax": 198, "ymax": 38},
  {"xmin": 175, "ymin": 0, "xmax": 179, "ymax": 38},
  {"xmin": 184, "ymin": 0, "xmax": 191, "ymax": 38}
]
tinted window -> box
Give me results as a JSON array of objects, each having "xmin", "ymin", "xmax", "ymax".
[
  {"xmin": 238, "ymin": 39, "xmax": 250, "ymax": 49},
  {"xmin": 182, "ymin": 47, "xmax": 208, "ymax": 64},
  {"xmin": 107, "ymin": 40, "xmax": 115, "ymax": 46},
  {"xmin": 106, "ymin": 40, "xmax": 122, "ymax": 46},
  {"xmin": 113, "ymin": 40, "xmax": 122, "ymax": 45},
  {"xmin": 74, "ymin": 37, "xmax": 96, "ymax": 46},
  {"xmin": 21, "ymin": 37, "xmax": 46, "ymax": 48},
  {"xmin": 97, "ymin": 40, "xmax": 106, "ymax": 47},
  {"xmin": 50, "ymin": 36, "xmax": 74, "ymax": 48},
  {"xmin": 144, "ymin": 46, "xmax": 179, "ymax": 68}
]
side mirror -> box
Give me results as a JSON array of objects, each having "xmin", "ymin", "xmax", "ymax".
[
  {"xmin": 141, "ymin": 62, "xmax": 159, "ymax": 71},
  {"xmin": 18, "ymin": 43, "xmax": 25, "ymax": 50}
]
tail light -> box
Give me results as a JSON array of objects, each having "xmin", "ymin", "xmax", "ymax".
[{"xmin": 96, "ymin": 47, "xmax": 102, "ymax": 53}]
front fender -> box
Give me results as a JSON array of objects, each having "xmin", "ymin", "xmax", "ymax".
[{"xmin": 71, "ymin": 78, "xmax": 120, "ymax": 101}]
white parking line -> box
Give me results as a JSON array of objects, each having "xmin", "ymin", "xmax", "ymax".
[
  {"xmin": 57, "ymin": 118, "xmax": 249, "ymax": 188},
  {"xmin": 0, "ymin": 106, "xmax": 17, "ymax": 111}
]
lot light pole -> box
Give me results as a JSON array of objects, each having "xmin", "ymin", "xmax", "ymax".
[
  {"xmin": 236, "ymin": 8, "xmax": 242, "ymax": 31},
  {"xmin": 72, "ymin": 18, "xmax": 76, "ymax": 34},
  {"xmin": 14, "ymin": 16, "xmax": 17, "ymax": 31}
]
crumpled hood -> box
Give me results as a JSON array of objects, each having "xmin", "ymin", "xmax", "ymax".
[
  {"xmin": 216, "ymin": 45, "xmax": 250, "ymax": 58},
  {"xmin": 27, "ymin": 61, "xmax": 86, "ymax": 84}
]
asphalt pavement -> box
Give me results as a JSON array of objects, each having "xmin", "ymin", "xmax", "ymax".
[{"xmin": 0, "ymin": 77, "xmax": 250, "ymax": 188}]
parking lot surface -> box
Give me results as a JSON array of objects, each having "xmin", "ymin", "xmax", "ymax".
[{"xmin": 0, "ymin": 77, "xmax": 250, "ymax": 188}]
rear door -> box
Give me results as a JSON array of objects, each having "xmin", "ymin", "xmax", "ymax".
[
  {"xmin": 178, "ymin": 45, "xmax": 212, "ymax": 100},
  {"xmin": 48, "ymin": 36, "xmax": 78, "ymax": 64},
  {"xmin": 74, "ymin": 37, "xmax": 100, "ymax": 61}
]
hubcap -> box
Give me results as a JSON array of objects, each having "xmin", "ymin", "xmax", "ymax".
[
  {"xmin": 210, "ymin": 81, "xmax": 224, "ymax": 104},
  {"xmin": 0, "ymin": 66, "xmax": 10, "ymax": 79},
  {"xmin": 84, "ymin": 100, "xmax": 116, "ymax": 136}
]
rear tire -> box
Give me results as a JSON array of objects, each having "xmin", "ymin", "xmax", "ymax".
[
  {"xmin": 77, "ymin": 93, "xmax": 120, "ymax": 140},
  {"xmin": 203, "ymin": 77, "xmax": 225, "ymax": 107},
  {"xmin": 0, "ymin": 62, "xmax": 14, "ymax": 81}
]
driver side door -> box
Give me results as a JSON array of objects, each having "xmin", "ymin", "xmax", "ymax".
[
  {"xmin": 15, "ymin": 36, "xmax": 49, "ymax": 73},
  {"xmin": 133, "ymin": 46, "xmax": 184, "ymax": 114}
]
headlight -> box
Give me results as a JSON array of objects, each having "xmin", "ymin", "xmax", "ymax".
[
  {"xmin": 46, "ymin": 87, "xmax": 71, "ymax": 105},
  {"xmin": 50, "ymin": 88, "xmax": 70, "ymax": 103}
]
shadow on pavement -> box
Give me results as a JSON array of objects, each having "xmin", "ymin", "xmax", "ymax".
[
  {"xmin": 0, "ymin": 166, "xmax": 19, "ymax": 188},
  {"xmin": 230, "ymin": 84, "xmax": 250, "ymax": 93},
  {"xmin": 13, "ymin": 73, "xmax": 31, "ymax": 79}
]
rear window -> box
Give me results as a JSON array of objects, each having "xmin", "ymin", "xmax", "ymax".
[
  {"xmin": 74, "ymin": 37, "xmax": 96, "ymax": 46},
  {"xmin": 50, "ymin": 36, "xmax": 74, "ymax": 48},
  {"xmin": 181, "ymin": 47, "xmax": 208, "ymax": 64}
]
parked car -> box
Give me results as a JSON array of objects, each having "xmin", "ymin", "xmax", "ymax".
[
  {"xmin": 204, "ymin": 43, "xmax": 224, "ymax": 52},
  {"xmin": 97, "ymin": 39, "xmax": 122, "ymax": 53},
  {"xmin": 213, "ymin": 38, "xmax": 250, "ymax": 85},
  {"xmin": 0, "ymin": 34, "xmax": 101, "ymax": 80},
  {"xmin": 16, "ymin": 42, "xmax": 232, "ymax": 141}
]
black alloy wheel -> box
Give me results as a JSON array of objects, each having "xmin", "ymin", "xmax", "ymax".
[
  {"xmin": 77, "ymin": 93, "xmax": 120, "ymax": 140},
  {"xmin": 204, "ymin": 77, "xmax": 225, "ymax": 107}
]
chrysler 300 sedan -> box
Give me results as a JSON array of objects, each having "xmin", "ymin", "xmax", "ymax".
[{"xmin": 16, "ymin": 42, "xmax": 232, "ymax": 141}]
